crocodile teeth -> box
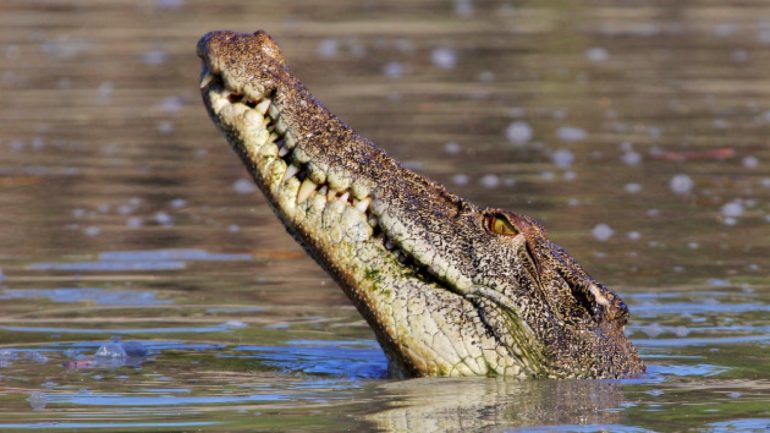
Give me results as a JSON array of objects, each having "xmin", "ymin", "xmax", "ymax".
[
  {"xmin": 200, "ymin": 71, "xmax": 214, "ymax": 89},
  {"xmin": 297, "ymin": 178, "xmax": 317, "ymax": 203},
  {"xmin": 338, "ymin": 191, "xmax": 350, "ymax": 203},
  {"xmin": 355, "ymin": 197, "xmax": 371, "ymax": 213},
  {"xmin": 256, "ymin": 99, "xmax": 271, "ymax": 115},
  {"xmin": 282, "ymin": 164, "xmax": 300, "ymax": 184},
  {"xmin": 278, "ymin": 145, "xmax": 289, "ymax": 157}
]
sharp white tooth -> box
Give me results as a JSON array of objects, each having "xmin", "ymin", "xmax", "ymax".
[
  {"xmin": 211, "ymin": 96, "xmax": 228, "ymax": 113},
  {"xmin": 297, "ymin": 178, "xmax": 317, "ymax": 203},
  {"xmin": 282, "ymin": 164, "xmax": 300, "ymax": 183},
  {"xmin": 268, "ymin": 104, "xmax": 280, "ymax": 118},
  {"xmin": 256, "ymin": 99, "xmax": 271, "ymax": 115},
  {"xmin": 278, "ymin": 146, "xmax": 289, "ymax": 157},
  {"xmin": 200, "ymin": 71, "xmax": 214, "ymax": 89},
  {"xmin": 276, "ymin": 118, "xmax": 288, "ymax": 134},
  {"xmin": 318, "ymin": 185, "xmax": 328, "ymax": 196},
  {"xmin": 269, "ymin": 132, "xmax": 279, "ymax": 143},
  {"xmin": 355, "ymin": 197, "xmax": 371, "ymax": 213},
  {"xmin": 284, "ymin": 134, "xmax": 297, "ymax": 149},
  {"xmin": 327, "ymin": 189, "xmax": 337, "ymax": 201},
  {"xmin": 338, "ymin": 191, "xmax": 350, "ymax": 203}
]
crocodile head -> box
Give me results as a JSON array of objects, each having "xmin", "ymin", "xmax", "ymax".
[{"xmin": 197, "ymin": 30, "xmax": 645, "ymax": 378}]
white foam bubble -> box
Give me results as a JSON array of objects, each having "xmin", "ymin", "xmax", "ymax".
[
  {"xmin": 506, "ymin": 121, "xmax": 532, "ymax": 145},
  {"xmin": 592, "ymin": 223, "xmax": 614, "ymax": 241}
]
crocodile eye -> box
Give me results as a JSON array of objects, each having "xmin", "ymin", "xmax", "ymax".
[{"xmin": 485, "ymin": 214, "xmax": 519, "ymax": 236}]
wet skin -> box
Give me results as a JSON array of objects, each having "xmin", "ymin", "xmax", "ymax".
[{"xmin": 197, "ymin": 30, "xmax": 645, "ymax": 378}]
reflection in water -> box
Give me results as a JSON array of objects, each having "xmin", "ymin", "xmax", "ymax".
[{"xmin": 369, "ymin": 377, "xmax": 628, "ymax": 433}]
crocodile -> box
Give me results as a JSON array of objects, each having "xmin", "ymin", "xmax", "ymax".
[{"xmin": 197, "ymin": 30, "xmax": 645, "ymax": 379}]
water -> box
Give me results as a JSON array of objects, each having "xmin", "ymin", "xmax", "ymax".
[{"xmin": 1, "ymin": 0, "xmax": 769, "ymax": 431}]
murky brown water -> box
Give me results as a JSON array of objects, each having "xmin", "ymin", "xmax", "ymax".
[{"xmin": 1, "ymin": 1, "xmax": 769, "ymax": 432}]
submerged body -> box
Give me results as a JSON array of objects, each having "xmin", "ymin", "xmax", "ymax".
[{"xmin": 197, "ymin": 30, "xmax": 645, "ymax": 378}]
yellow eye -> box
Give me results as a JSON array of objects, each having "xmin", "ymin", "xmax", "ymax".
[{"xmin": 486, "ymin": 214, "xmax": 519, "ymax": 236}]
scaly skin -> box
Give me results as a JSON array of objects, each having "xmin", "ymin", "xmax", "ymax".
[{"xmin": 197, "ymin": 30, "xmax": 645, "ymax": 379}]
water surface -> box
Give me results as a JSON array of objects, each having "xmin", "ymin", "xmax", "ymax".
[{"xmin": 1, "ymin": 0, "xmax": 769, "ymax": 431}]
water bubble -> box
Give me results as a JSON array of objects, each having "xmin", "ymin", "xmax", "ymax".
[
  {"xmin": 478, "ymin": 70, "xmax": 495, "ymax": 82},
  {"xmin": 552, "ymin": 149, "xmax": 575, "ymax": 168},
  {"xmin": 454, "ymin": 0, "xmax": 474, "ymax": 18},
  {"xmin": 443, "ymin": 142, "xmax": 461, "ymax": 155},
  {"xmin": 169, "ymin": 198, "xmax": 187, "ymax": 209},
  {"xmin": 154, "ymin": 211, "xmax": 173, "ymax": 225},
  {"xmin": 98, "ymin": 81, "xmax": 114, "ymax": 103},
  {"xmin": 585, "ymin": 47, "xmax": 609, "ymax": 62},
  {"xmin": 479, "ymin": 174, "xmax": 500, "ymax": 188},
  {"xmin": 159, "ymin": 95, "xmax": 185, "ymax": 114},
  {"xmin": 625, "ymin": 183, "xmax": 642, "ymax": 194},
  {"xmin": 506, "ymin": 121, "xmax": 533, "ymax": 145},
  {"xmin": 25, "ymin": 352, "xmax": 49, "ymax": 364},
  {"xmin": 228, "ymin": 224, "xmax": 240, "ymax": 233},
  {"xmin": 317, "ymin": 38, "xmax": 338, "ymax": 59},
  {"xmin": 742, "ymin": 155, "xmax": 759, "ymax": 169},
  {"xmin": 688, "ymin": 241, "xmax": 700, "ymax": 249},
  {"xmin": 83, "ymin": 226, "xmax": 101, "ymax": 237},
  {"xmin": 592, "ymin": 223, "xmax": 614, "ymax": 241},
  {"xmin": 535, "ymin": 171, "xmax": 553, "ymax": 182},
  {"xmin": 28, "ymin": 391, "xmax": 46, "ymax": 411},
  {"xmin": 721, "ymin": 200, "xmax": 744, "ymax": 218},
  {"xmin": 556, "ymin": 125, "xmax": 587, "ymax": 142},
  {"xmin": 642, "ymin": 323, "xmax": 663, "ymax": 338},
  {"xmin": 233, "ymin": 178, "xmax": 257, "ymax": 194},
  {"xmin": 670, "ymin": 174, "xmax": 694, "ymax": 194},
  {"xmin": 126, "ymin": 217, "xmax": 142, "ymax": 229},
  {"xmin": 621, "ymin": 151, "xmax": 642, "ymax": 166},
  {"xmin": 708, "ymin": 278, "xmax": 730, "ymax": 287},
  {"xmin": 563, "ymin": 171, "xmax": 576, "ymax": 181},
  {"xmin": 95, "ymin": 340, "xmax": 127, "ymax": 361},
  {"xmin": 121, "ymin": 341, "xmax": 148, "ymax": 358},
  {"xmin": 157, "ymin": 121, "xmax": 174, "ymax": 134},
  {"xmin": 431, "ymin": 47, "xmax": 457, "ymax": 69},
  {"xmin": 224, "ymin": 320, "xmax": 248, "ymax": 329},
  {"xmin": 627, "ymin": 231, "xmax": 641, "ymax": 241},
  {"xmin": 383, "ymin": 62, "xmax": 405, "ymax": 78},
  {"xmin": 142, "ymin": 49, "xmax": 168, "ymax": 65},
  {"xmin": 451, "ymin": 174, "xmax": 469, "ymax": 186}
]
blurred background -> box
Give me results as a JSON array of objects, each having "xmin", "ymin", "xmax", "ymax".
[{"xmin": 0, "ymin": 1, "xmax": 768, "ymax": 432}]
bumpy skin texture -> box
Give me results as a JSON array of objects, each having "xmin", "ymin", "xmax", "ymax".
[{"xmin": 197, "ymin": 30, "xmax": 645, "ymax": 378}]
